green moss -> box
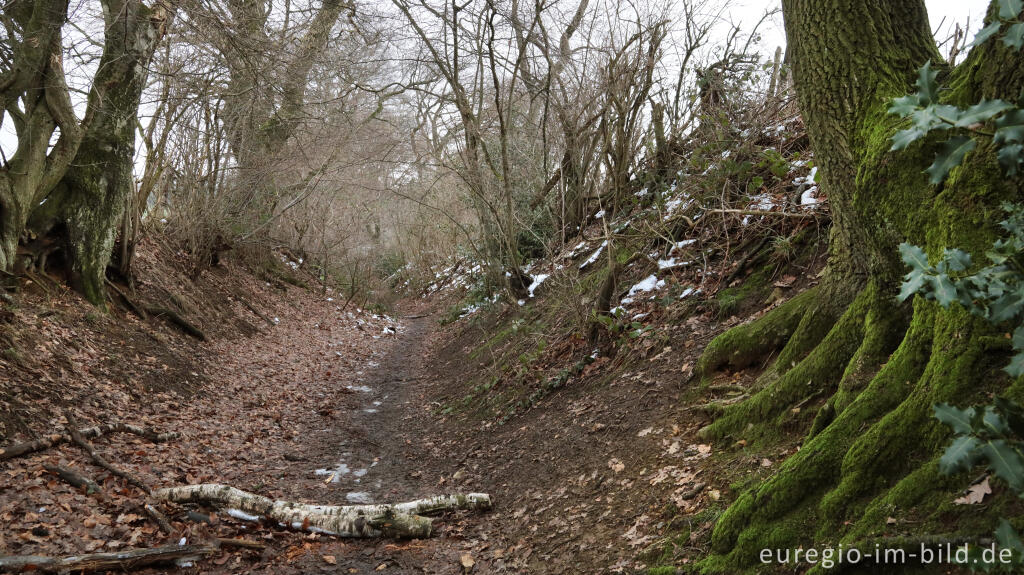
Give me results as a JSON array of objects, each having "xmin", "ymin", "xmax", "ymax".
[
  {"xmin": 696, "ymin": 286, "xmax": 817, "ymax": 378},
  {"xmin": 714, "ymin": 268, "xmax": 770, "ymax": 318}
]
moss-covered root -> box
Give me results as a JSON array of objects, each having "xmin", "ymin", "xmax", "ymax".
[
  {"xmin": 701, "ymin": 284, "xmax": 875, "ymax": 441},
  {"xmin": 695, "ymin": 287, "xmax": 820, "ymax": 379},
  {"xmin": 706, "ymin": 302, "xmax": 934, "ymax": 569}
]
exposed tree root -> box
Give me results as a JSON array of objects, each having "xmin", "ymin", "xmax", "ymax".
[
  {"xmin": 0, "ymin": 544, "xmax": 218, "ymax": 573},
  {"xmin": 0, "ymin": 423, "xmax": 178, "ymax": 461},
  {"xmin": 155, "ymin": 483, "xmax": 492, "ymax": 539},
  {"xmin": 698, "ymin": 284, "xmax": 1017, "ymax": 571},
  {"xmin": 145, "ymin": 306, "xmax": 207, "ymax": 341}
]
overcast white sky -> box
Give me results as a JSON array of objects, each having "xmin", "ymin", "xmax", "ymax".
[{"xmin": 733, "ymin": 0, "xmax": 989, "ymax": 54}]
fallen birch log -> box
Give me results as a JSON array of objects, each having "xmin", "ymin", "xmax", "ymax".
[
  {"xmin": 0, "ymin": 423, "xmax": 178, "ymax": 461},
  {"xmin": 0, "ymin": 544, "xmax": 218, "ymax": 573},
  {"xmin": 154, "ymin": 484, "xmax": 492, "ymax": 539}
]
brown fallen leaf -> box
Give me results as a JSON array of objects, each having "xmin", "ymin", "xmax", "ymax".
[
  {"xmin": 460, "ymin": 553, "xmax": 475, "ymax": 571},
  {"xmin": 954, "ymin": 477, "xmax": 991, "ymax": 505},
  {"xmin": 323, "ymin": 555, "xmax": 337, "ymax": 565}
]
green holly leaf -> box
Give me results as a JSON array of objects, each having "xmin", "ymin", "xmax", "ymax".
[
  {"xmin": 972, "ymin": 23, "xmax": 1004, "ymax": 47},
  {"xmin": 996, "ymin": 110, "xmax": 1024, "ymax": 144},
  {"xmin": 985, "ymin": 406, "xmax": 1011, "ymax": 436},
  {"xmin": 935, "ymin": 403, "xmax": 978, "ymax": 435},
  {"xmin": 1005, "ymin": 22, "xmax": 1024, "ymax": 49},
  {"xmin": 995, "ymin": 519, "xmax": 1024, "ymax": 556},
  {"xmin": 955, "ymin": 99, "xmax": 1013, "ymax": 127},
  {"xmin": 939, "ymin": 435, "xmax": 981, "ymax": 474},
  {"xmin": 915, "ymin": 61, "xmax": 939, "ymax": 106},
  {"xmin": 889, "ymin": 95, "xmax": 921, "ymax": 117},
  {"xmin": 996, "ymin": 396, "xmax": 1024, "ymax": 437},
  {"xmin": 990, "ymin": 286, "xmax": 1024, "ymax": 322},
  {"xmin": 999, "ymin": 143, "xmax": 1024, "ymax": 175},
  {"xmin": 930, "ymin": 274, "xmax": 959, "ymax": 307},
  {"xmin": 999, "ymin": 0, "xmax": 1024, "ymax": 20},
  {"xmin": 926, "ymin": 136, "xmax": 977, "ymax": 184},
  {"xmin": 891, "ymin": 127, "xmax": 927, "ymax": 150},
  {"xmin": 1007, "ymin": 351, "xmax": 1024, "ymax": 378},
  {"xmin": 980, "ymin": 439, "xmax": 1024, "ymax": 492},
  {"xmin": 943, "ymin": 248, "xmax": 973, "ymax": 272}
]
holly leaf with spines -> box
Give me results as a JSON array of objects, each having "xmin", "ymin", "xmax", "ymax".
[
  {"xmin": 955, "ymin": 99, "xmax": 1013, "ymax": 127},
  {"xmin": 984, "ymin": 406, "xmax": 1011, "ymax": 436},
  {"xmin": 980, "ymin": 439, "xmax": 1024, "ymax": 492},
  {"xmin": 926, "ymin": 136, "xmax": 976, "ymax": 184},
  {"xmin": 996, "ymin": 395, "xmax": 1024, "ymax": 437},
  {"xmin": 942, "ymin": 248, "xmax": 973, "ymax": 272},
  {"xmin": 891, "ymin": 128, "xmax": 927, "ymax": 151},
  {"xmin": 1007, "ymin": 352, "xmax": 1024, "ymax": 378},
  {"xmin": 929, "ymin": 273, "xmax": 959, "ymax": 307},
  {"xmin": 935, "ymin": 403, "xmax": 978, "ymax": 435},
  {"xmin": 1006, "ymin": 22, "xmax": 1024, "ymax": 49},
  {"xmin": 996, "ymin": 109, "xmax": 1024, "ymax": 144},
  {"xmin": 939, "ymin": 435, "xmax": 982, "ymax": 474},
  {"xmin": 999, "ymin": 0, "xmax": 1024, "ymax": 20},
  {"xmin": 995, "ymin": 519, "xmax": 1024, "ymax": 558},
  {"xmin": 998, "ymin": 143, "xmax": 1024, "ymax": 175},
  {"xmin": 973, "ymin": 22, "xmax": 1004, "ymax": 47},
  {"xmin": 915, "ymin": 61, "xmax": 940, "ymax": 106},
  {"xmin": 888, "ymin": 95, "xmax": 920, "ymax": 117}
]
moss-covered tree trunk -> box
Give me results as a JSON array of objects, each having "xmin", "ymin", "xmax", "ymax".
[
  {"xmin": 695, "ymin": 1, "xmax": 1024, "ymax": 570},
  {"xmin": 28, "ymin": 0, "xmax": 171, "ymax": 307}
]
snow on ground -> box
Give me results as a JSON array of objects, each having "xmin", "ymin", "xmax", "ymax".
[{"xmin": 622, "ymin": 275, "xmax": 665, "ymax": 304}]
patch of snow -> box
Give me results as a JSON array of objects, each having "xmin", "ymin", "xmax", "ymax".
[
  {"xmin": 622, "ymin": 275, "xmax": 665, "ymax": 304},
  {"xmin": 801, "ymin": 186, "xmax": 821, "ymax": 205},
  {"xmin": 657, "ymin": 258, "xmax": 689, "ymax": 270},
  {"xmin": 594, "ymin": 209, "xmax": 606, "ymax": 219},
  {"xmin": 679, "ymin": 286, "xmax": 700, "ymax": 299},
  {"xmin": 346, "ymin": 492, "xmax": 373, "ymax": 504},
  {"xmin": 580, "ymin": 241, "xmax": 608, "ymax": 270},
  {"xmin": 527, "ymin": 274, "xmax": 549, "ymax": 298},
  {"xmin": 793, "ymin": 166, "xmax": 818, "ymax": 187}
]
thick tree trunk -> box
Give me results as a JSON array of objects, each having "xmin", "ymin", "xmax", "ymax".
[
  {"xmin": 28, "ymin": 0, "xmax": 171, "ymax": 306},
  {"xmin": 695, "ymin": 2, "xmax": 1024, "ymax": 570}
]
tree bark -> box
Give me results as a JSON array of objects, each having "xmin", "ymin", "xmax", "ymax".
[
  {"xmin": 155, "ymin": 483, "xmax": 492, "ymax": 539},
  {"xmin": 695, "ymin": 1, "xmax": 1024, "ymax": 570}
]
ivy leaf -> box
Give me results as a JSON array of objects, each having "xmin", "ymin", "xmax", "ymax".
[
  {"xmin": 926, "ymin": 136, "xmax": 977, "ymax": 184},
  {"xmin": 889, "ymin": 95, "xmax": 920, "ymax": 117},
  {"xmin": 980, "ymin": 439, "xmax": 1024, "ymax": 492},
  {"xmin": 972, "ymin": 23, "xmax": 1004, "ymax": 47},
  {"xmin": 935, "ymin": 403, "xmax": 978, "ymax": 435},
  {"xmin": 995, "ymin": 520, "xmax": 1024, "ymax": 557},
  {"xmin": 1005, "ymin": 22, "xmax": 1024, "ymax": 50},
  {"xmin": 915, "ymin": 61, "xmax": 940, "ymax": 106},
  {"xmin": 955, "ymin": 100, "xmax": 1013, "ymax": 127},
  {"xmin": 940, "ymin": 435, "xmax": 982, "ymax": 474},
  {"xmin": 891, "ymin": 127, "xmax": 927, "ymax": 150},
  {"xmin": 999, "ymin": 0, "xmax": 1024, "ymax": 20},
  {"xmin": 996, "ymin": 110, "xmax": 1024, "ymax": 144},
  {"xmin": 999, "ymin": 143, "xmax": 1024, "ymax": 175}
]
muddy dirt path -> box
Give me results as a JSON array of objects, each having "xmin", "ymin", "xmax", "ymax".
[{"xmin": 293, "ymin": 313, "xmax": 488, "ymax": 575}]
